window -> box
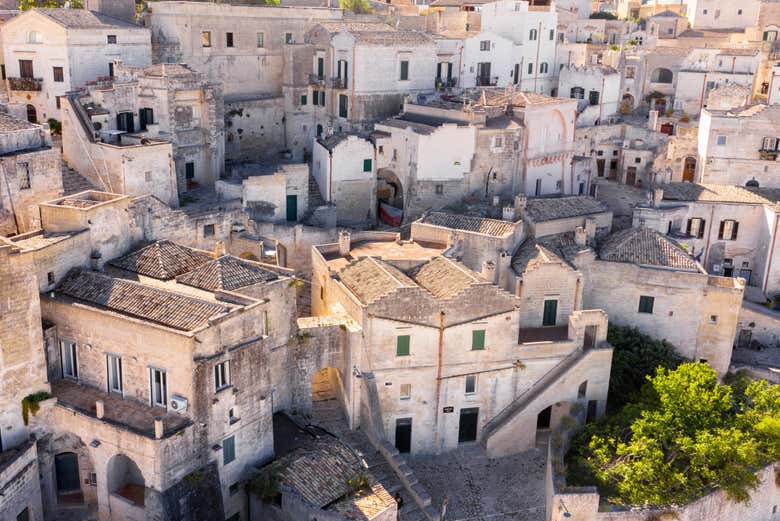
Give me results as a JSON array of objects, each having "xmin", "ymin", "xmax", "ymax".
[
  {"xmin": 257, "ymin": 32, "xmax": 264, "ymax": 48},
  {"xmin": 634, "ymin": 157, "xmax": 641, "ymax": 164},
  {"xmin": 19, "ymin": 59, "xmax": 33, "ymax": 79},
  {"xmin": 226, "ymin": 32, "xmax": 234, "ymax": 47},
  {"xmin": 47, "ymin": 271, "xmax": 55, "ymax": 285},
  {"xmin": 638, "ymin": 295, "xmax": 654, "ymax": 314},
  {"xmin": 203, "ymin": 224, "xmax": 215, "ymax": 237},
  {"xmin": 493, "ymin": 136, "xmax": 503, "ymax": 148},
  {"xmin": 763, "ymin": 30, "xmax": 778, "ymax": 41},
  {"xmin": 718, "ymin": 219, "xmax": 739, "ymax": 241},
  {"xmin": 53, "ymin": 66, "xmax": 64, "ymax": 82},
  {"xmin": 61, "ymin": 339, "xmax": 78, "ymax": 379},
  {"xmin": 709, "ymin": 315, "xmax": 718, "ymax": 324},
  {"xmin": 625, "ymin": 67, "xmax": 635, "ymax": 79},
  {"xmin": 549, "ymin": 29, "xmax": 554, "ymax": 40},
  {"xmin": 570, "ymin": 86, "xmax": 584, "ymax": 99},
  {"xmin": 300, "ymin": 94, "xmax": 307, "ymax": 106},
  {"xmin": 215, "ymin": 360, "xmax": 230, "ymax": 391},
  {"xmin": 316, "ymin": 56, "xmax": 324, "ymax": 79},
  {"xmin": 201, "ymin": 31, "xmax": 212, "ymax": 47},
  {"xmin": 686, "ymin": 217, "xmax": 706, "ymax": 239},
  {"xmin": 578, "ymin": 381, "xmax": 587, "ymax": 399},
  {"xmin": 535, "ymin": 178, "xmax": 542, "ymax": 196},
  {"xmin": 588, "ymin": 90, "xmax": 600, "ymax": 106},
  {"xmin": 399, "ymin": 60, "xmax": 409, "ymax": 81},
  {"xmin": 229, "ymin": 407, "xmax": 239, "ymax": 423},
  {"xmin": 107, "ymin": 34, "xmax": 117, "ymax": 44},
  {"xmin": 465, "ymin": 375, "xmax": 477, "ymax": 394},
  {"xmin": 285, "ymin": 32, "xmax": 293, "ymax": 44},
  {"xmin": 480, "ymin": 40, "xmax": 491, "ymax": 51},
  {"xmin": 527, "ymin": 62, "xmax": 534, "ymax": 74},
  {"xmin": 17, "ymin": 162, "xmax": 30, "ymax": 189},
  {"xmin": 737, "ymin": 8, "xmax": 742, "ymax": 15},
  {"xmin": 363, "ymin": 158, "xmax": 372, "ymax": 172},
  {"xmin": 716, "ymin": 135, "xmax": 727, "ymax": 146},
  {"xmin": 339, "ymin": 94, "xmax": 348, "ymax": 118},
  {"xmin": 650, "ymin": 67, "xmax": 673, "ymax": 84},
  {"xmin": 17, "ymin": 508, "xmax": 29, "ymax": 521},
  {"xmin": 185, "ymin": 162, "xmax": 195, "ymax": 180},
  {"xmin": 223, "ymin": 435, "xmax": 236, "ymax": 465},
  {"xmin": 400, "ymin": 383, "xmax": 411, "ymax": 400},
  {"xmin": 107, "ymin": 354, "xmax": 122, "ymax": 394},
  {"xmin": 150, "ymin": 367, "xmax": 167, "ymax": 407},
  {"xmin": 762, "ymin": 137, "xmax": 779, "ymax": 151},
  {"xmin": 319, "ymin": 91, "xmax": 326, "ymax": 106},
  {"xmin": 229, "ymin": 483, "xmax": 239, "ymax": 496},
  {"xmin": 471, "ymin": 329, "xmax": 485, "ymax": 350},
  {"xmin": 396, "ymin": 335, "xmax": 410, "ymax": 356},
  {"xmin": 539, "ymin": 62, "xmax": 548, "ymax": 74},
  {"xmin": 27, "ymin": 30, "xmax": 43, "ymax": 44},
  {"xmin": 529, "ymin": 28, "xmax": 538, "ymax": 41},
  {"xmin": 542, "ymin": 299, "xmax": 557, "ymax": 326},
  {"xmin": 702, "ymin": 8, "xmax": 708, "ymax": 14}
]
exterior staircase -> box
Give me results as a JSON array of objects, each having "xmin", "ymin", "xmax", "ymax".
[
  {"xmin": 301, "ymin": 173, "xmax": 333, "ymax": 225},
  {"xmin": 61, "ymin": 162, "xmax": 97, "ymax": 195},
  {"xmin": 309, "ymin": 387, "xmax": 430, "ymax": 521}
]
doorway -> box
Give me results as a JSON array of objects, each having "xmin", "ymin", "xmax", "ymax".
[
  {"xmin": 683, "ymin": 157, "xmax": 696, "ymax": 182},
  {"xmin": 55, "ymin": 452, "xmax": 83, "ymax": 504},
  {"xmin": 458, "ymin": 408, "xmax": 479, "ymax": 443},
  {"xmin": 625, "ymin": 167, "xmax": 637, "ymax": 186},
  {"xmin": 117, "ymin": 112, "xmax": 134, "ymax": 133},
  {"xmin": 609, "ymin": 159, "xmax": 618, "ymax": 178},
  {"xmin": 536, "ymin": 406, "xmax": 552, "ymax": 430},
  {"xmin": 395, "ymin": 418, "xmax": 412, "ymax": 453},
  {"xmin": 26, "ymin": 104, "xmax": 37, "ymax": 123},
  {"xmin": 286, "ymin": 194, "xmax": 298, "ymax": 222},
  {"xmin": 476, "ymin": 62, "xmax": 492, "ymax": 86},
  {"xmin": 596, "ymin": 158, "xmax": 605, "ymax": 177}
]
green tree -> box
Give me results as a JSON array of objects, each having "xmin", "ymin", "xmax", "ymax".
[
  {"xmin": 589, "ymin": 11, "xmax": 617, "ymax": 20},
  {"xmin": 339, "ymin": 0, "xmax": 373, "ymax": 14},
  {"xmin": 20, "ymin": 0, "xmax": 82, "ymax": 10},
  {"xmin": 568, "ymin": 363, "xmax": 780, "ymax": 507}
]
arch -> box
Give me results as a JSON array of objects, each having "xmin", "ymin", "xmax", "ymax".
[
  {"xmin": 539, "ymin": 62, "xmax": 549, "ymax": 74},
  {"xmin": 26, "ymin": 104, "xmax": 37, "ymax": 123},
  {"xmin": 650, "ymin": 67, "xmax": 673, "ymax": 84},
  {"xmin": 529, "ymin": 28, "xmax": 538, "ymax": 41},
  {"xmin": 107, "ymin": 454, "xmax": 146, "ymax": 506},
  {"xmin": 577, "ymin": 381, "xmax": 588, "ymax": 399},
  {"xmin": 746, "ymin": 178, "xmax": 760, "ymax": 188},
  {"xmin": 377, "ymin": 168, "xmax": 404, "ymax": 213},
  {"xmin": 570, "ymin": 86, "xmax": 585, "ymax": 99},
  {"xmin": 316, "ymin": 124, "xmax": 323, "ymax": 137},
  {"xmin": 683, "ymin": 157, "xmax": 696, "ymax": 182}
]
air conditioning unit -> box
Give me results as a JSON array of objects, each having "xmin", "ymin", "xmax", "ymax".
[{"xmin": 169, "ymin": 395, "xmax": 188, "ymax": 414}]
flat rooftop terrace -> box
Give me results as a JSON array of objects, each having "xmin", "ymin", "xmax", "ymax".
[{"xmin": 322, "ymin": 239, "xmax": 446, "ymax": 271}]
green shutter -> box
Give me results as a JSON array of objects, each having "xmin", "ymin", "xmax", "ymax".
[
  {"xmin": 363, "ymin": 158, "xmax": 372, "ymax": 172},
  {"xmin": 400, "ymin": 61, "xmax": 409, "ymax": 80},
  {"xmin": 472, "ymin": 330, "xmax": 485, "ymax": 350},
  {"xmin": 638, "ymin": 296, "xmax": 654, "ymax": 314},
  {"xmin": 396, "ymin": 335, "xmax": 410, "ymax": 356},
  {"xmin": 223, "ymin": 435, "xmax": 235, "ymax": 465},
  {"xmin": 542, "ymin": 300, "xmax": 557, "ymax": 326},
  {"xmin": 300, "ymin": 94, "xmax": 307, "ymax": 105}
]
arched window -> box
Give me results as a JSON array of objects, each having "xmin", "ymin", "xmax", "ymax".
[
  {"xmin": 746, "ymin": 179, "xmax": 760, "ymax": 187},
  {"xmin": 27, "ymin": 31, "xmax": 43, "ymax": 44},
  {"xmin": 539, "ymin": 62, "xmax": 549, "ymax": 74},
  {"xmin": 650, "ymin": 67, "xmax": 674, "ymax": 84},
  {"xmin": 529, "ymin": 29, "xmax": 538, "ymax": 41},
  {"xmin": 570, "ymin": 87, "xmax": 585, "ymax": 99}
]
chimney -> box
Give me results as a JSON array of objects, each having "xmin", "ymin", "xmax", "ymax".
[
  {"xmin": 502, "ymin": 205, "xmax": 516, "ymax": 222},
  {"xmin": 90, "ymin": 250, "xmax": 102, "ymax": 271},
  {"xmin": 514, "ymin": 194, "xmax": 527, "ymax": 213},
  {"xmin": 497, "ymin": 250, "xmax": 512, "ymax": 289},
  {"xmin": 212, "ymin": 241, "xmax": 225, "ymax": 259},
  {"xmin": 584, "ymin": 217, "xmax": 597, "ymax": 239},
  {"xmin": 575, "ymin": 226, "xmax": 587, "ymax": 247},
  {"xmin": 652, "ymin": 188, "xmax": 664, "ymax": 208},
  {"xmin": 481, "ymin": 260, "xmax": 496, "ymax": 283},
  {"xmin": 338, "ymin": 230, "xmax": 351, "ymax": 257},
  {"xmin": 154, "ymin": 418, "xmax": 164, "ymax": 439},
  {"xmin": 95, "ymin": 400, "xmax": 104, "ymax": 419}
]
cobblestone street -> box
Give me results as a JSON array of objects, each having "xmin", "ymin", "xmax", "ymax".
[{"xmin": 408, "ymin": 443, "xmax": 548, "ymax": 521}]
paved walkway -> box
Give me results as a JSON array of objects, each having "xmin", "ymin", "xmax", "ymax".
[{"xmin": 408, "ymin": 443, "xmax": 548, "ymax": 521}]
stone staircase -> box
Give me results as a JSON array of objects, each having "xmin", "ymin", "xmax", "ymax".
[
  {"xmin": 61, "ymin": 162, "xmax": 97, "ymax": 195},
  {"xmin": 308, "ymin": 173, "xmax": 325, "ymax": 209},
  {"xmin": 310, "ymin": 397, "xmax": 430, "ymax": 521}
]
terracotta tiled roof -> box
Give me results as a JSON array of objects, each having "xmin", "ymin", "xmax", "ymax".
[
  {"xmin": 36, "ymin": 8, "xmax": 141, "ymax": 29},
  {"xmin": 57, "ymin": 269, "xmax": 227, "ymax": 331},
  {"xmin": 598, "ymin": 227, "xmax": 700, "ymax": 271},
  {"xmin": 512, "ymin": 235, "xmax": 578, "ymax": 276},
  {"xmin": 524, "ymin": 196, "xmax": 609, "ymax": 222},
  {"xmin": 419, "ymin": 212, "xmax": 517, "ymax": 237},
  {"xmin": 0, "ymin": 112, "xmax": 38, "ymax": 132},
  {"xmin": 339, "ymin": 257, "xmax": 416, "ymax": 304},
  {"xmin": 409, "ymin": 256, "xmax": 483, "ymax": 299},
  {"xmin": 176, "ymin": 255, "xmax": 278, "ymax": 291},
  {"xmin": 109, "ymin": 240, "xmax": 213, "ymax": 280},
  {"xmin": 661, "ymin": 183, "xmax": 780, "ymax": 205}
]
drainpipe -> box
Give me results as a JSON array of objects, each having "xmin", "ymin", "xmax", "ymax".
[
  {"xmin": 350, "ymin": 46, "xmax": 356, "ymax": 125},
  {"xmin": 763, "ymin": 213, "xmax": 780, "ymax": 295},
  {"xmin": 328, "ymin": 150, "xmax": 333, "ymax": 203},
  {"xmin": 534, "ymin": 20, "xmax": 542, "ymax": 93},
  {"xmin": 598, "ymin": 76, "xmax": 605, "ymax": 123},
  {"xmin": 703, "ymin": 205, "xmax": 716, "ymax": 269},
  {"xmin": 458, "ymin": 44, "xmax": 464, "ymax": 88},
  {"xmin": 432, "ymin": 311, "xmax": 445, "ymax": 450},
  {"xmin": 698, "ymin": 72, "xmax": 708, "ymax": 112}
]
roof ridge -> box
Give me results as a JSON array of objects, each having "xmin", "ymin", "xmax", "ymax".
[{"xmin": 369, "ymin": 256, "xmax": 414, "ymax": 288}]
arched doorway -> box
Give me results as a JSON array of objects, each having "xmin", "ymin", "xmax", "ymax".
[
  {"xmin": 107, "ymin": 454, "xmax": 146, "ymax": 507},
  {"xmin": 377, "ymin": 168, "xmax": 404, "ymax": 226},
  {"xmin": 316, "ymin": 124, "xmax": 323, "ymax": 138},
  {"xmin": 26, "ymin": 104, "xmax": 37, "ymax": 123},
  {"xmin": 621, "ymin": 93, "xmax": 634, "ymax": 114},
  {"xmin": 746, "ymin": 179, "xmax": 760, "ymax": 188},
  {"xmin": 54, "ymin": 452, "xmax": 83, "ymax": 504},
  {"xmin": 683, "ymin": 157, "xmax": 696, "ymax": 182}
]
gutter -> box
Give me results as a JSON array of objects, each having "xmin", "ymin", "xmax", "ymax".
[{"xmin": 432, "ymin": 310, "xmax": 445, "ymax": 450}]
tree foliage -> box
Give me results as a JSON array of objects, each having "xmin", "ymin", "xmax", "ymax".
[
  {"xmin": 590, "ymin": 11, "xmax": 617, "ymax": 20},
  {"xmin": 20, "ymin": 0, "xmax": 82, "ymax": 10},
  {"xmin": 567, "ymin": 363, "xmax": 780, "ymax": 507},
  {"xmin": 339, "ymin": 0, "xmax": 373, "ymax": 14},
  {"xmin": 606, "ymin": 325, "xmax": 685, "ymax": 411}
]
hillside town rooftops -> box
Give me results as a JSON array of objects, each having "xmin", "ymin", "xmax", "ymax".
[
  {"xmin": 109, "ymin": 240, "xmax": 214, "ymax": 280},
  {"xmin": 36, "ymin": 8, "xmax": 142, "ymax": 29},
  {"xmin": 55, "ymin": 269, "xmax": 229, "ymax": 331},
  {"xmin": 598, "ymin": 227, "xmax": 702, "ymax": 271},
  {"xmin": 176, "ymin": 255, "xmax": 279, "ymax": 291},
  {"xmin": 418, "ymin": 212, "xmax": 518, "ymax": 237},
  {"xmin": 524, "ymin": 196, "xmax": 609, "ymax": 222},
  {"xmin": 142, "ymin": 63, "xmax": 199, "ymax": 78},
  {"xmin": 660, "ymin": 183, "xmax": 780, "ymax": 205},
  {"xmin": 512, "ymin": 235, "xmax": 579, "ymax": 276},
  {"xmin": 0, "ymin": 112, "xmax": 38, "ymax": 132},
  {"xmin": 409, "ymin": 255, "xmax": 484, "ymax": 299}
]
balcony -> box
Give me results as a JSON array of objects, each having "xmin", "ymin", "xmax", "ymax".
[
  {"xmin": 309, "ymin": 73, "xmax": 325, "ymax": 86},
  {"xmin": 8, "ymin": 77, "xmax": 43, "ymax": 91},
  {"xmin": 759, "ymin": 149, "xmax": 779, "ymax": 161},
  {"xmin": 476, "ymin": 76, "xmax": 499, "ymax": 87},
  {"xmin": 330, "ymin": 77, "xmax": 347, "ymax": 89},
  {"xmin": 436, "ymin": 77, "xmax": 458, "ymax": 90}
]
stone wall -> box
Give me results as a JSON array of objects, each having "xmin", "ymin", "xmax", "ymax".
[
  {"xmin": 225, "ymin": 97, "xmax": 286, "ymax": 161},
  {"xmin": 0, "ymin": 441, "xmax": 45, "ymax": 521},
  {"xmin": 0, "ymin": 147, "xmax": 63, "ymax": 234}
]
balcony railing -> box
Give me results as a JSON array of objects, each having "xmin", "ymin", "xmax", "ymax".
[
  {"xmin": 436, "ymin": 77, "xmax": 458, "ymax": 90},
  {"xmin": 476, "ymin": 76, "xmax": 499, "ymax": 87},
  {"xmin": 330, "ymin": 76, "xmax": 346, "ymax": 89},
  {"xmin": 308, "ymin": 73, "xmax": 325, "ymax": 86},
  {"xmin": 8, "ymin": 77, "xmax": 43, "ymax": 91},
  {"xmin": 759, "ymin": 149, "xmax": 779, "ymax": 161}
]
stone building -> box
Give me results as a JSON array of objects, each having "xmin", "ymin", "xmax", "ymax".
[
  {"xmin": 61, "ymin": 61, "xmax": 224, "ymax": 201},
  {"xmin": 633, "ymin": 183, "xmax": 780, "ymax": 300},
  {"xmin": 0, "ymin": 8, "xmax": 151, "ymax": 123},
  {"xmin": 311, "ymin": 230, "xmax": 613, "ymax": 457},
  {"xmin": 697, "ymin": 102, "xmax": 780, "ymax": 187},
  {"xmin": 558, "ymin": 65, "xmax": 621, "ymax": 127},
  {"xmin": 432, "ymin": 30, "xmax": 521, "ymax": 89},
  {"xmin": 685, "ymin": 0, "xmax": 761, "ymax": 30},
  {"xmin": 0, "ymin": 112, "xmax": 61, "ymax": 235}
]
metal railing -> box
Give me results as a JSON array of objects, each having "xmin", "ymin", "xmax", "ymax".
[
  {"xmin": 308, "ymin": 73, "xmax": 325, "ymax": 86},
  {"xmin": 8, "ymin": 77, "xmax": 43, "ymax": 91}
]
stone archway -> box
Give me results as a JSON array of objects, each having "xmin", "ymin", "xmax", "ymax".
[
  {"xmin": 107, "ymin": 454, "xmax": 146, "ymax": 507},
  {"xmin": 621, "ymin": 93, "xmax": 634, "ymax": 114},
  {"xmin": 26, "ymin": 104, "xmax": 37, "ymax": 123}
]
